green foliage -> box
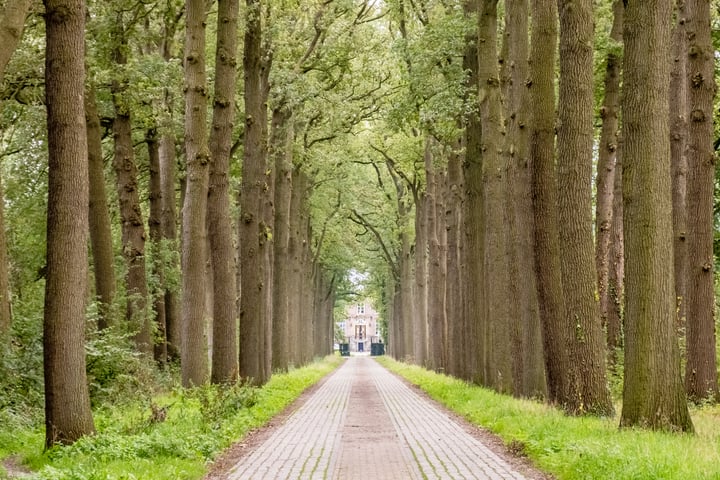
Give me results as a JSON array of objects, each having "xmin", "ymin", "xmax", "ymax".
[
  {"xmin": 1, "ymin": 356, "xmax": 342, "ymax": 480},
  {"xmin": 380, "ymin": 357, "xmax": 720, "ymax": 480},
  {"xmin": 85, "ymin": 326, "xmax": 169, "ymax": 407}
]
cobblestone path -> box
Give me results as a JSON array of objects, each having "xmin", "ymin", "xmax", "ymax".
[{"xmin": 224, "ymin": 357, "xmax": 532, "ymax": 480}]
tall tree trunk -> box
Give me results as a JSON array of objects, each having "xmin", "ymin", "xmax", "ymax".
[
  {"xmin": 478, "ymin": 0, "xmax": 512, "ymax": 393},
  {"xmin": 271, "ymin": 108, "xmax": 293, "ymax": 372},
  {"xmin": 85, "ymin": 87, "xmax": 116, "ymax": 332},
  {"xmin": 556, "ymin": 0, "xmax": 613, "ymax": 416},
  {"xmin": 239, "ymin": 0, "xmax": 272, "ymax": 384},
  {"xmin": 445, "ymin": 145, "xmax": 464, "ymax": 379},
  {"xmin": 111, "ymin": 19, "xmax": 152, "ymax": 355},
  {"xmin": 160, "ymin": 133, "xmax": 181, "ymax": 360},
  {"xmin": 425, "ymin": 139, "xmax": 447, "ymax": 372},
  {"xmin": 462, "ymin": 0, "xmax": 480, "ymax": 383},
  {"xmin": 147, "ymin": 129, "xmax": 167, "ymax": 363},
  {"xmin": 529, "ymin": 0, "xmax": 568, "ymax": 405},
  {"xmin": 287, "ymin": 168, "xmax": 305, "ymax": 367},
  {"xmin": 158, "ymin": 1, "xmax": 183, "ymax": 362},
  {"xmin": 596, "ymin": 0, "xmax": 623, "ymax": 361},
  {"xmin": 671, "ymin": 0, "xmax": 688, "ymax": 336},
  {"xmin": 607, "ymin": 142, "xmax": 624, "ymax": 364},
  {"xmin": 683, "ymin": 0, "xmax": 718, "ymax": 403},
  {"xmin": 620, "ymin": 0, "xmax": 693, "ymax": 432},
  {"xmin": 413, "ymin": 187, "xmax": 428, "ymax": 366},
  {"xmin": 504, "ymin": 0, "xmax": 546, "ymax": 398},
  {"xmin": 181, "ymin": 0, "xmax": 210, "ymax": 387},
  {"xmin": 208, "ymin": 0, "xmax": 239, "ymax": 384},
  {"xmin": 43, "ymin": 0, "xmax": 95, "ymax": 446}
]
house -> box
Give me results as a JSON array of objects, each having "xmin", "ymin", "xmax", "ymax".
[{"xmin": 338, "ymin": 300, "xmax": 381, "ymax": 353}]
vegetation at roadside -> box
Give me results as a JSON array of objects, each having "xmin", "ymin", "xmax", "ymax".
[
  {"xmin": 379, "ymin": 357, "xmax": 720, "ymax": 480},
  {"xmin": 0, "ymin": 355, "xmax": 341, "ymax": 480}
]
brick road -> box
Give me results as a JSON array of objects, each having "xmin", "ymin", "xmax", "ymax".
[{"xmin": 225, "ymin": 356, "xmax": 531, "ymax": 480}]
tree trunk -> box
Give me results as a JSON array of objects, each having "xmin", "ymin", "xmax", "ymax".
[
  {"xmin": 159, "ymin": 132, "xmax": 181, "ymax": 361},
  {"xmin": 620, "ymin": 0, "xmax": 693, "ymax": 431},
  {"xmin": 556, "ymin": 0, "xmax": 613, "ymax": 416},
  {"xmin": 671, "ymin": 0, "xmax": 688, "ymax": 336},
  {"xmin": 462, "ymin": 0, "xmax": 480, "ymax": 383},
  {"xmin": 445, "ymin": 145, "xmax": 464, "ymax": 379},
  {"xmin": 413, "ymin": 187, "xmax": 428, "ymax": 367},
  {"xmin": 529, "ymin": 0, "xmax": 568, "ymax": 405},
  {"xmin": 208, "ymin": 0, "xmax": 239, "ymax": 385},
  {"xmin": 181, "ymin": 0, "xmax": 210, "ymax": 387},
  {"xmin": 271, "ymin": 108, "xmax": 293, "ymax": 372},
  {"xmin": 607, "ymin": 141, "xmax": 624, "ymax": 364},
  {"xmin": 239, "ymin": 0, "xmax": 272, "ymax": 384},
  {"xmin": 683, "ymin": 0, "xmax": 718, "ymax": 403},
  {"xmin": 85, "ymin": 87, "xmax": 116, "ymax": 332},
  {"xmin": 425, "ymin": 139, "xmax": 447, "ymax": 372},
  {"xmin": 596, "ymin": 0, "xmax": 623, "ymax": 360},
  {"xmin": 478, "ymin": 0, "xmax": 512, "ymax": 394},
  {"xmin": 504, "ymin": 0, "xmax": 545, "ymax": 398},
  {"xmin": 147, "ymin": 129, "xmax": 167, "ymax": 363},
  {"xmin": 43, "ymin": 0, "xmax": 95, "ymax": 446},
  {"xmin": 110, "ymin": 18, "xmax": 151, "ymax": 355}
]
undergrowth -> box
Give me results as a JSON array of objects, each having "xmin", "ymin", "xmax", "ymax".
[{"xmin": 0, "ymin": 355, "xmax": 342, "ymax": 480}]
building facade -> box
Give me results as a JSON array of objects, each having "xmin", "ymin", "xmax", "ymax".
[{"xmin": 339, "ymin": 300, "xmax": 381, "ymax": 353}]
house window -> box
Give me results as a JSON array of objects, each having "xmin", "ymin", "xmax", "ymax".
[{"xmin": 357, "ymin": 304, "xmax": 365, "ymax": 314}]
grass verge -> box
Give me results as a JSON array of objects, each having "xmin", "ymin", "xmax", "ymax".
[
  {"xmin": 378, "ymin": 356, "xmax": 720, "ymax": 480},
  {"xmin": 0, "ymin": 355, "xmax": 342, "ymax": 480}
]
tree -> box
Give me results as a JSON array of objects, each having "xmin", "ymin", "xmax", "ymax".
[
  {"xmin": 529, "ymin": 0, "xmax": 568, "ymax": 405},
  {"xmin": 683, "ymin": 0, "xmax": 718, "ymax": 403},
  {"xmin": 620, "ymin": 0, "xmax": 693, "ymax": 432},
  {"xmin": 239, "ymin": 0, "xmax": 273, "ymax": 384},
  {"xmin": 181, "ymin": 0, "xmax": 210, "ymax": 387},
  {"xmin": 110, "ymin": 9, "xmax": 152, "ymax": 355},
  {"xmin": 43, "ymin": 0, "xmax": 95, "ymax": 447},
  {"xmin": 208, "ymin": 0, "xmax": 240, "ymax": 384},
  {"xmin": 503, "ymin": 0, "xmax": 545, "ymax": 398},
  {"xmin": 86, "ymin": 87, "xmax": 117, "ymax": 332},
  {"xmin": 596, "ymin": 0, "xmax": 623, "ymax": 362},
  {"xmin": 556, "ymin": 0, "xmax": 613, "ymax": 416}
]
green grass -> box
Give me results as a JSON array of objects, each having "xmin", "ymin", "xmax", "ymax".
[
  {"xmin": 378, "ymin": 357, "xmax": 720, "ymax": 480},
  {"xmin": 0, "ymin": 355, "xmax": 342, "ymax": 480}
]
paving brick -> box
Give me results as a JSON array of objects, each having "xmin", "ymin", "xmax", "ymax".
[{"xmin": 225, "ymin": 357, "xmax": 529, "ymax": 480}]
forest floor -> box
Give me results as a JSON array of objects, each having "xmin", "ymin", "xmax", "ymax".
[{"xmin": 205, "ymin": 355, "xmax": 552, "ymax": 480}]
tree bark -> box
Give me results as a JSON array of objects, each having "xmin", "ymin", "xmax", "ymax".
[
  {"xmin": 208, "ymin": 0, "xmax": 239, "ymax": 384},
  {"xmin": 607, "ymin": 141, "xmax": 624, "ymax": 364},
  {"xmin": 147, "ymin": 129, "xmax": 167, "ymax": 363},
  {"xmin": 159, "ymin": 133, "xmax": 181, "ymax": 361},
  {"xmin": 425, "ymin": 139, "xmax": 447, "ymax": 372},
  {"xmin": 239, "ymin": 0, "xmax": 272, "ymax": 384},
  {"xmin": 596, "ymin": 0, "xmax": 623, "ymax": 360},
  {"xmin": 43, "ymin": 0, "xmax": 95, "ymax": 447},
  {"xmin": 445, "ymin": 144, "xmax": 464, "ymax": 379},
  {"xmin": 181, "ymin": 0, "xmax": 210, "ymax": 387},
  {"xmin": 478, "ymin": 0, "xmax": 512, "ymax": 394},
  {"xmin": 462, "ymin": 0, "xmax": 480, "ymax": 382},
  {"xmin": 671, "ymin": 0, "xmax": 688, "ymax": 337},
  {"xmin": 413, "ymin": 185, "xmax": 428, "ymax": 367},
  {"xmin": 271, "ymin": 107, "xmax": 293, "ymax": 372},
  {"xmin": 620, "ymin": 0, "xmax": 693, "ymax": 431},
  {"xmin": 85, "ymin": 87, "xmax": 116, "ymax": 332},
  {"xmin": 556, "ymin": 0, "xmax": 613, "ymax": 416},
  {"xmin": 529, "ymin": 0, "xmax": 568, "ymax": 405},
  {"xmin": 683, "ymin": 0, "xmax": 718, "ymax": 403},
  {"xmin": 110, "ymin": 17, "xmax": 152, "ymax": 355},
  {"xmin": 504, "ymin": 0, "xmax": 546, "ymax": 398}
]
